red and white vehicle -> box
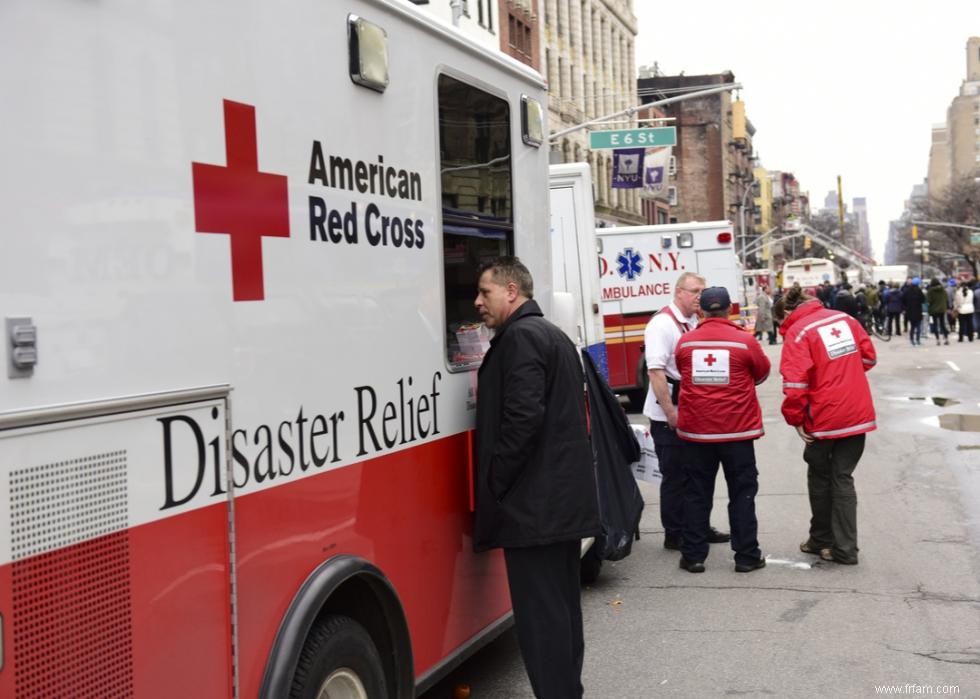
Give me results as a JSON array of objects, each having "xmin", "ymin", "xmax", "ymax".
[
  {"xmin": 597, "ymin": 221, "xmax": 740, "ymax": 406},
  {"xmin": 0, "ymin": 2, "xmax": 553, "ymax": 697}
]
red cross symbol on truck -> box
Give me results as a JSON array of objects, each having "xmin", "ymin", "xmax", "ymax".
[
  {"xmin": 192, "ymin": 100, "xmax": 290, "ymax": 301},
  {"xmin": 704, "ymin": 353, "xmax": 717, "ymax": 366}
]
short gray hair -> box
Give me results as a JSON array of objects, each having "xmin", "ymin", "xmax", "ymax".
[
  {"xmin": 675, "ymin": 271, "xmax": 705, "ymax": 292},
  {"xmin": 478, "ymin": 256, "xmax": 534, "ymax": 299}
]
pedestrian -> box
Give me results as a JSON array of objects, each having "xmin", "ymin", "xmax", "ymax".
[
  {"xmin": 946, "ymin": 278, "xmax": 958, "ymax": 334},
  {"xmin": 643, "ymin": 271, "xmax": 730, "ymax": 552},
  {"xmin": 833, "ymin": 283, "xmax": 859, "ymax": 319},
  {"xmin": 754, "ymin": 284, "xmax": 776, "ymax": 345},
  {"xmin": 866, "ymin": 282, "xmax": 882, "ymax": 327},
  {"xmin": 884, "ymin": 281, "xmax": 903, "ymax": 336},
  {"xmin": 955, "ymin": 281, "xmax": 975, "ymax": 342},
  {"xmin": 816, "ymin": 281, "xmax": 832, "ymax": 308},
  {"xmin": 973, "ymin": 281, "xmax": 980, "ymax": 339},
  {"xmin": 472, "ymin": 256, "xmax": 599, "ymax": 699},
  {"xmin": 674, "ymin": 287, "xmax": 771, "ymax": 573},
  {"xmin": 901, "ymin": 277, "xmax": 913, "ymax": 334},
  {"xmin": 902, "ymin": 278, "xmax": 926, "ymax": 345},
  {"xmin": 772, "ymin": 287, "xmax": 784, "ymax": 337},
  {"xmin": 774, "ymin": 286, "xmax": 877, "ymax": 566},
  {"xmin": 926, "ymin": 278, "xmax": 950, "ymax": 345}
]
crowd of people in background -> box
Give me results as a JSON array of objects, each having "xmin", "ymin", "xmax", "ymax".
[{"xmin": 800, "ymin": 276, "xmax": 978, "ymax": 346}]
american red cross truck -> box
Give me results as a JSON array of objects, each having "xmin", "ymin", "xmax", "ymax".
[
  {"xmin": 597, "ymin": 221, "xmax": 740, "ymax": 408},
  {"xmin": 0, "ymin": 2, "xmax": 554, "ymax": 697}
]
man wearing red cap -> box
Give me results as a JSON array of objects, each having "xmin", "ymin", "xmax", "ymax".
[{"xmin": 674, "ymin": 286, "xmax": 771, "ymax": 573}]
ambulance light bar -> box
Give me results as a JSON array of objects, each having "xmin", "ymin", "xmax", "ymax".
[
  {"xmin": 348, "ymin": 14, "xmax": 389, "ymax": 92},
  {"xmin": 717, "ymin": 232, "xmax": 732, "ymax": 244},
  {"xmin": 521, "ymin": 95, "xmax": 544, "ymax": 147},
  {"xmin": 677, "ymin": 232, "xmax": 694, "ymax": 248}
]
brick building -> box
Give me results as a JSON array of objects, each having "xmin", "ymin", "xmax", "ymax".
[{"xmin": 636, "ymin": 72, "xmax": 755, "ymax": 232}]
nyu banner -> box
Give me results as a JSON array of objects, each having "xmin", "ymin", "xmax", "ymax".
[
  {"xmin": 611, "ymin": 148, "xmax": 644, "ymax": 189},
  {"xmin": 642, "ymin": 148, "xmax": 671, "ymax": 198}
]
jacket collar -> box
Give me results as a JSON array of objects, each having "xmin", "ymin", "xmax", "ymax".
[
  {"xmin": 697, "ymin": 316, "xmax": 735, "ymax": 330},
  {"xmin": 490, "ymin": 298, "xmax": 543, "ymax": 344},
  {"xmin": 779, "ymin": 299, "xmax": 824, "ymax": 336}
]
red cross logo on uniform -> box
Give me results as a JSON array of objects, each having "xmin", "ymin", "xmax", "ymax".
[
  {"xmin": 192, "ymin": 100, "xmax": 290, "ymax": 301},
  {"xmin": 704, "ymin": 353, "xmax": 717, "ymax": 366},
  {"xmin": 830, "ymin": 327, "xmax": 842, "ymax": 338}
]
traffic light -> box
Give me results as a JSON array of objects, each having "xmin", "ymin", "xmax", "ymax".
[
  {"xmin": 911, "ymin": 224, "xmax": 918, "ymax": 240},
  {"xmin": 803, "ymin": 235, "xmax": 812, "ymax": 250}
]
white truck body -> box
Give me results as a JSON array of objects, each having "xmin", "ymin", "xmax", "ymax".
[
  {"xmin": 595, "ymin": 220, "xmax": 739, "ymax": 400},
  {"xmin": 872, "ymin": 264, "xmax": 910, "ymax": 285},
  {"xmin": 548, "ymin": 162, "xmax": 607, "ymax": 376},
  {"xmin": 782, "ymin": 257, "xmax": 839, "ymax": 291},
  {"xmin": 0, "ymin": 1, "xmax": 553, "ymax": 696}
]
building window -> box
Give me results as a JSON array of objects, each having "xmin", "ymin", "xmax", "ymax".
[{"xmin": 507, "ymin": 14, "xmax": 533, "ymax": 62}]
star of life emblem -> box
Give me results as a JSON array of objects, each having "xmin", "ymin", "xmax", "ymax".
[{"xmin": 616, "ymin": 248, "xmax": 643, "ymax": 281}]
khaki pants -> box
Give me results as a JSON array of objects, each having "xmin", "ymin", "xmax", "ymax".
[{"xmin": 803, "ymin": 434, "xmax": 865, "ymax": 562}]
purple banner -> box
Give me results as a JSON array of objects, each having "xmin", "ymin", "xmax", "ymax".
[{"xmin": 612, "ymin": 148, "xmax": 645, "ymax": 189}]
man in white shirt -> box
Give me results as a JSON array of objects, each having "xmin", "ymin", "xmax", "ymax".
[{"xmin": 644, "ymin": 271, "xmax": 730, "ymax": 553}]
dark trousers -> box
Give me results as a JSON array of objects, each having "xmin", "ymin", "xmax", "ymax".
[
  {"xmin": 681, "ymin": 440, "xmax": 761, "ymax": 565},
  {"xmin": 650, "ymin": 419, "xmax": 688, "ymax": 538},
  {"xmin": 908, "ymin": 317, "xmax": 922, "ymax": 344},
  {"xmin": 958, "ymin": 313, "xmax": 974, "ymax": 341},
  {"xmin": 886, "ymin": 311, "xmax": 902, "ymax": 335},
  {"xmin": 930, "ymin": 312, "xmax": 948, "ymax": 339},
  {"xmin": 504, "ymin": 540, "xmax": 584, "ymax": 699},
  {"xmin": 803, "ymin": 434, "xmax": 865, "ymax": 561}
]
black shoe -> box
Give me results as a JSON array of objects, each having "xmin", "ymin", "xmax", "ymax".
[
  {"xmin": 735, "ymin": 556, "xmax": 767, "ymax": 573},
  {"xmin": 663, "ymin": 534, "xmax": 682, "ymax": 551},
  {"xmin": 707, "ymin": 528, "xmax": 730, "ymax": 544},
  {"xmin": 832, "ymin": 552, "xmax": 859, "ymax": 565},
  {"xmin": 679, "ymin": 557, "xmax": 705, "ymax": 573}
]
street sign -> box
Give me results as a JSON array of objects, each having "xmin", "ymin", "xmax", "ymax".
[{"xmin": 589, "ymin": 127, "xmax": 677, "ymax": 150}]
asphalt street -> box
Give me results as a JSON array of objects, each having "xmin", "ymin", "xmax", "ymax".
[{"xmin": 422, "ymin": 332, "xmax": 980, "ymax": 698}]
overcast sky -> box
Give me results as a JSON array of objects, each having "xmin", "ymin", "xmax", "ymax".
[{"xmin": 633, "ymin": 1, "xmax": 977, "ymax": 260}]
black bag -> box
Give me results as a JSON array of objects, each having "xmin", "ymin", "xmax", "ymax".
[{"xmin": 582, "ymin": 350, "xmax": 644, "ymax": 561}]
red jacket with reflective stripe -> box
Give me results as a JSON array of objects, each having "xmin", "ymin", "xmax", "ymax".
[
  {"xmin": 675, "ymin": 317, "xmax": 771, "ymax": 443},
  {"xmin": 778, "ymin": 300, "xmax": 877, "ymax": 439}
]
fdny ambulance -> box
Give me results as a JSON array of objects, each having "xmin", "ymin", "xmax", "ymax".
[
  {"xmin": 0, "ymin": 1, "xmax": 553, "ymax": 697},
  {"xmin": 597, "ymin": 221, "xmax": 740, "ymax": 407}
]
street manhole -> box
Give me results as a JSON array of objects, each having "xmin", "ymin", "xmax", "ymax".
[
  {"xmin": 937, "ymin": 414, "xmax": 980, "ymax": 432},
  {"xmin": 888, "ymin": 396, "xmax": 960, "ymax": 407}
]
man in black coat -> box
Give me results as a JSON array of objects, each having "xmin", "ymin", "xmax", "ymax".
[{"xmin": 474, "ymin": 256, "xmax": 600, "ymax": 699}]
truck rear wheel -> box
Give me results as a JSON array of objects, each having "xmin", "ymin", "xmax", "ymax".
[{"xmin": 290, "ymin": 614, "xmax": 387, "ymax": 699}]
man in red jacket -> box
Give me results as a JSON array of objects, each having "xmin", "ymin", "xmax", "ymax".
[
  {"xmin": 675, "ymin": 287, "xmax": 771, "ymax": 573},
  {"xmin": 776, "ymin": 287, "xmax": 876, "ymax": 566}
]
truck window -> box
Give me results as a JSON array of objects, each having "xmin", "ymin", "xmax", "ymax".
[{"xmin": 438, "ymin": 74, "xmax": 514, "ymax": 371}]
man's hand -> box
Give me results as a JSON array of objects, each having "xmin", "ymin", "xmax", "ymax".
[
  {"xmin": 795, "ymin": 425, "xmax": 815, "ymax": 444},
  {"xmin": 665, "ymin": 406, "xmax": 678, "ymax": 429}
]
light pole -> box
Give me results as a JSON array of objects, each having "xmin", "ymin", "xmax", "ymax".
[
  {"xmin": 912, "ymin": 239, "xmax": 929, "ymax": 278},
  {"xmin": 738, "ymin": 181, "xmax": 756, "ymax": 267}
]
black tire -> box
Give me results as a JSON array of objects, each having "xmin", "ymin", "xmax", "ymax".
[
  {"xmin": 871, "ymin": 322, "xmax": 891, "ymax": 342},
  {"xmin": 580, "ymin": 545, "xmax": 603, "ymax": 585},
  {"xmin": 290, "ymin": 614, "xmax": 387, "ymax": 699}
]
